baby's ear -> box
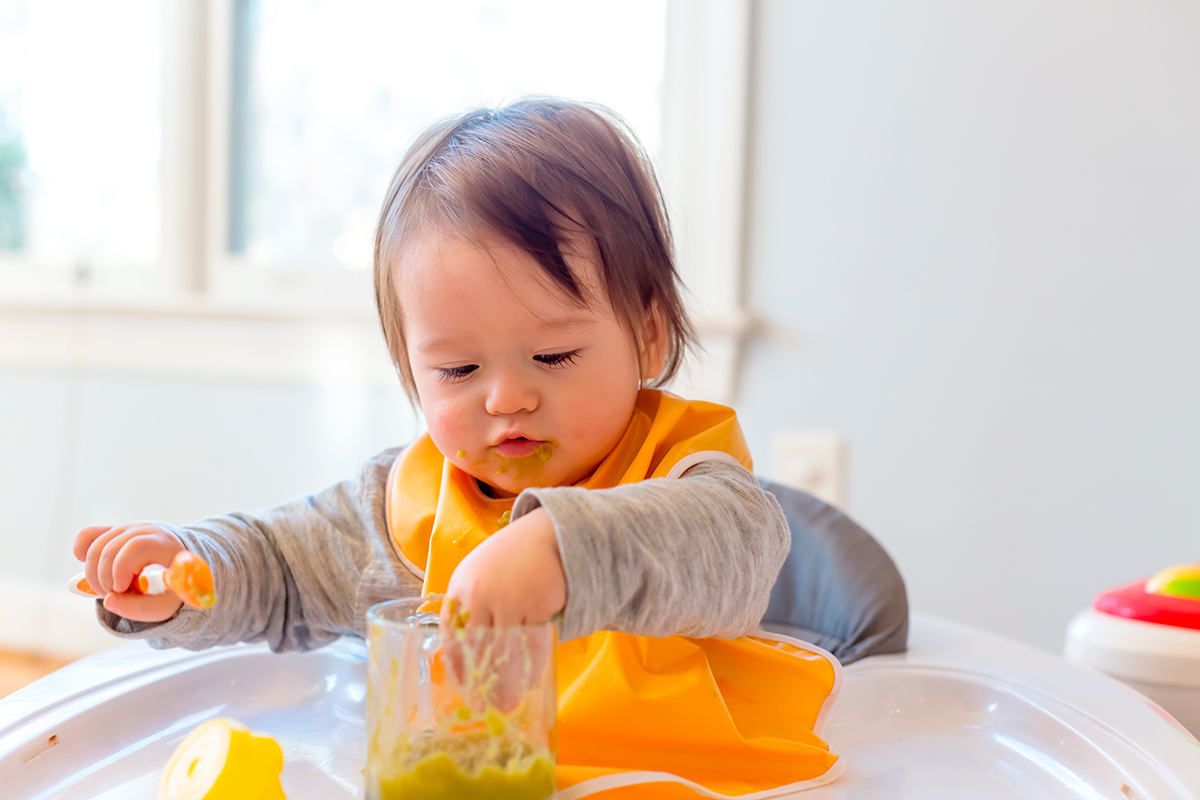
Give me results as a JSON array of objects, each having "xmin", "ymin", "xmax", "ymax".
[{"xmin": 637, "ymin": 300, "xmax": 669, "ymax": 382}]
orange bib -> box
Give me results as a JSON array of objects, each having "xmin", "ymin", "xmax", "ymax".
[{"xmin": 386, "ymin": 390, "xmax": 844, "ymax": 798}]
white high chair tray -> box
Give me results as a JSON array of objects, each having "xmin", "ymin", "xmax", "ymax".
[{"xmin": 0, "ymin": 614, "xmax": 1197, "ymax": 799}]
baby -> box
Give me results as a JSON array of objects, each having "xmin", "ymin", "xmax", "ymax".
[{"xmin": 72, "ymin": 99, "xmax": 842, "ymax": 798}]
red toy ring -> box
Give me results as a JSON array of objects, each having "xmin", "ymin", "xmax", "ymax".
[{"xmin": 1094, "ymin": 574, "xmax": 1200, "ymax": 631}]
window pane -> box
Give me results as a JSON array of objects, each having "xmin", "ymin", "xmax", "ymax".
[
  {"xmin": 229, "ymin": 0, "xmax": 667, "ymax": 268},
  {"xmin": 0, "ymin": 0, "xmax": 161, "ymax": 268}
]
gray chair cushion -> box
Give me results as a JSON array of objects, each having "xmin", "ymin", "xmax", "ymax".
[{"xmin": 759, "ymin": 479, "xmax": 909, "ymax": 665}]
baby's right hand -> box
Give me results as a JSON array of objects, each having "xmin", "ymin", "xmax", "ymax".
[{"xmin": 73, "ymin": 523, "xmax": 187, "ymax": 622}]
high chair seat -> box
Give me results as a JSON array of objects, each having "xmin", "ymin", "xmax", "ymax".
[{"xmin": 758, "ymin": 479, "xmax": 909, "ymax": 664}]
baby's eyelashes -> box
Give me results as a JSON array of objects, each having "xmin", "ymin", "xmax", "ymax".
[
  {"xmin": 533, "ymin": 350, "xmax": 580, "ymax": 369},
  {"xmin": 436, "ymin": 364, "xmax": 479, "ymax": 383},
  {"xmin": 435, "ymin": 351, "xmax": 581, "ymax": 382}
]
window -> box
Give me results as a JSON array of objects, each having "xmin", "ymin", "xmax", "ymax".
[
  {"xmin": 0, "ymin": 0, "xmax": 162, "ymax": 286},
  {"xmin": 225, "ymin": 0, "xmax": 667, "ymax": 272},
  {"xmin": 0, "ymin": 0, "xmax": 752, "ymax": 402}
]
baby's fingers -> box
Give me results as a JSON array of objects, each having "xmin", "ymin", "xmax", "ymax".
[
  {"xmin": 442, "ymin": 577, "xmax": 495, "ymax": 630},
  {"xmin": 73, "ymin": 525, "xmax": 112, "ymax": 562},
  {"xmin": 96, "ymin": 525, "xmax": 159, "ymax": 594},
  {"xmin": 491, "ymin": 630, "xmax": 526, "ymax": 712},
  {"xmin": 491, "ymin": 628, "xmax": 554, "ymax": 712},
  {"xmin": 526, "ymin": 627, "xmax": 555, "ymax": 694},
  {"xmin": 84, "ymin": 525, "xmax": 139, "ymax": 596},
  {"xmin": 111, "ymin": 534, "xmax": 181, "ymax": 596},
  {"xmin": 442, "ymin": 635, "xmax": 468, "ymax": 690},
  {"xmin": 103, "ymin": 591, "xmax": 182, "ymax": 623}
]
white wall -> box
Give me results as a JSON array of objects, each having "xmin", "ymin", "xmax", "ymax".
[{"xmin": 740, "ymin": 0, "xmax": 1200, "ymax": 652}]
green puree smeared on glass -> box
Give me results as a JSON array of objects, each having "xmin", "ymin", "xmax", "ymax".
[
  {"xmin": 368, "ymin": 710, "xmax": 557, "ymax": 800},
  {"xmin": 376, "ymin": 752, "xmax": 555, "ymax": 800},
  {"xmin": 366, "ymin": 597, "xmax": 558, "ymax": 800}
]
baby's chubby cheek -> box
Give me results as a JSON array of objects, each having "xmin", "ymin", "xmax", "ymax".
[
  {"xmin": 561, "ymin": 393, "xmax": 634, "ymax": 454},
  {"xmin": 425, "ymin": 399, "xmax": 475, "ymax": 457}
]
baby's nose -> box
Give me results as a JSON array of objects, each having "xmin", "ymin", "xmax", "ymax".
[{"xmin": 484, "ymin": 373, "xmax": 538, "ymax": 416}]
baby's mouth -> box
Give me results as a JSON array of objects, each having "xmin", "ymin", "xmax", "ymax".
[{"xmin": 492, "ymin": 437, "xmax": 543, "ymax": 458}]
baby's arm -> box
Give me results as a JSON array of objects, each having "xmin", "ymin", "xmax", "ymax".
[
  {"xmin": 510, "ymin": 460, "xmax": 791, "ymax": 642},
  {"xmin": 73, "ymin": 446, "xmax": 419, "ymax": 652}
]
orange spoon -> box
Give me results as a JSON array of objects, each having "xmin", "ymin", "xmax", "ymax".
[{"xmin": 70, "ymin": 550, "xmax": 216, "ymax": 609}]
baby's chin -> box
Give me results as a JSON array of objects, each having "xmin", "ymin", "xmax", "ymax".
[
  {"xmin": 462, "ymin": 455, "xmax": 586, "ymax": 499},
  {"xmin": 477, "ymin": 469, "xmax": 567, "ymax": 499}
]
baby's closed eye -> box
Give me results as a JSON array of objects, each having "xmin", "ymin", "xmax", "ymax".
[
  {"xmin": 436, "ymin": 364, "xmax": 478, "ymax": 382},
  {"xmin": 533, "ymin": 350, "xmax": 580, "ymax": 368}
]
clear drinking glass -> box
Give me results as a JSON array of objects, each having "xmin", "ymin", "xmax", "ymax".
[{"xmin": 365, "ymin": 597, "xmax": 557, "ymax": 800}]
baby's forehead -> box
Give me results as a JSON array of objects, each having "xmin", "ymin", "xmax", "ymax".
[{"xmin": 396, "ymin": 227, "xmax": 610, "ymax": 314}]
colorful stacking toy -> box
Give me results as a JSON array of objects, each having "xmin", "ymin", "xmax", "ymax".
[
  {"xmin": 1093, "ymin": 562, "xmax": 1200, "ymax": 631},
  {"xmin": 1066, "ymin": 562, "xmax": 1200, "ymax": 737}
]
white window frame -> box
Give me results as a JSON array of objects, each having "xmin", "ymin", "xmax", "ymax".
[
  {"xmin": 661, "ymin": 0, "xmax": 754, "ymax": 403},
  {"xmin": 0, "ymin": 0, "xmax": 754, "ymax": 402},
  {"xmin": 203, "ymin": 0, "xmax": 378, "ymax": 310}
]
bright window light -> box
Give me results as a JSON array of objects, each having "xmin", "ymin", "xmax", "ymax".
[
  {"xmin": 228, "ymin": 0, "xmax": 668, "ymax": 269},
  {"xmin": 0, "ymin": 0, "xmax": 161, "ymax": 268}
]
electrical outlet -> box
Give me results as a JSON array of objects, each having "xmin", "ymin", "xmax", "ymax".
[{"xmin": 770, "ymin": 430, "xmax": 847, "ymax": 509}]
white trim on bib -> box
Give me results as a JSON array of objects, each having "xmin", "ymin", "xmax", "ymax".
[{"xmin": 664, "ymin": 450, "xmax": 746, "ymax": 479}]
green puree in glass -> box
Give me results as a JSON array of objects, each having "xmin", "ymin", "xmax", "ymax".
[{"xmin": 376, "ymin": 752, "xmax": 555, "ymax": 800}]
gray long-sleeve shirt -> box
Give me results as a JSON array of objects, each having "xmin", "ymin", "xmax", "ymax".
[{"xmin": 97, "ymin": 447, "xmax": 791, "ymax": 650}]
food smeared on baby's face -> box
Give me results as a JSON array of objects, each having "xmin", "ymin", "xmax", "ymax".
[
  {"xmin": 401, "ymin": 230, "xmax": 647, "ymax": 495},
  {"xmin": 494, "ymin": 439, "xmax": 556, "ymax": 479}
]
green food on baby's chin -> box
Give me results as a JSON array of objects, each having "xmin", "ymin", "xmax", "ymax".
[
  {"xmin": 495, "ymin": 441, "xmax": 557, "ymax": 478},
  {"xmin": 457, "ymin": 450, "xmax": 466, "ymax": 459}
]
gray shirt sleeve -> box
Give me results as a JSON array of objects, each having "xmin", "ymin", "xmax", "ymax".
[
  {"xmin": 513, "ymin": 459, "xmax": 791, "ymax": 642},
  {"xmin": 95, "ymin": 446, "xmax": 421, "ymax": 651},
  {"xmin": 96, "ymin": 451, "xmax": 788, "ymax": 650}
]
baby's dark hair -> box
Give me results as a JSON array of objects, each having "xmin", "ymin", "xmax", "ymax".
[{"xmin": 373, "ymin": 97, "xmax": 694, "ymax": 402}]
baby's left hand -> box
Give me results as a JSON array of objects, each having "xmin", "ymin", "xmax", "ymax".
[{"xmin": 444, "ymin": 508, "xmax": 566, "ymax": 628}]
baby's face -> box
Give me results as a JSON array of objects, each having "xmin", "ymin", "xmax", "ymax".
[{"xmin": 399, "ymin": 229, "xmax": 646, "ymax": 497}]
